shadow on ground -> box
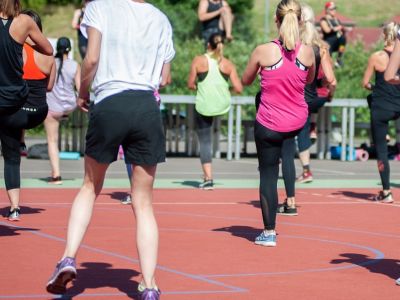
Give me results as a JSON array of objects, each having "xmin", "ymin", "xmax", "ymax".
[
  {"xmin": 0, "ymin": 224, "xmax": 39, "ymax": 237},
  {"xmin": 331, "ymin": 253, "xmax": 399, "ymax": 281},
  {"xmin": 171, "ymin": 180, "xmax": 200, "ymax": 188},
  {"xmin": 0, "ymin": 206, "xmax": 45, "ymax": 217},
  {"xmin": 332, "ymin": 190, "xmax": 376, "ymax": 201},
  {"xmin": 54, "ymin": 262, "xmax": 140, "ymax": 300},
  {"xmin": 213, "ymin": 225, "xmax": 262, "ymax": 242},
  {"xmin": 102, "ymin": 191, "xmax": 130, "ymax": 202}
]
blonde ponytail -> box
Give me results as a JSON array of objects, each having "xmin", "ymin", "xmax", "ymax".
[
  {"xmin": 383, "ymin": 22, "xmax": 399, "ymax": 47},
  {"xmin": 276, "ymin": 0, "xmax": 301, "ymax": 50},
  {"xmin": 300, "ymin": 4, "xmax": 323, "ymax": 48}
]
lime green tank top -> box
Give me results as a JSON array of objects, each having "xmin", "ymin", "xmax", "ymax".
[{"xmin": 195, "ymin": 54, "xmax": 231, "ymax": 116}]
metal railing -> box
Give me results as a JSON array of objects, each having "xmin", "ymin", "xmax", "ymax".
[{"xmin": 60, "ymin": 95, "xmax": 371, "ymax": 161}]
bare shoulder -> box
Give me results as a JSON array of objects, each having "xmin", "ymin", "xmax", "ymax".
[{"xmin": 13, "ymin": 14, "xmax": 31, "ymax": 26}]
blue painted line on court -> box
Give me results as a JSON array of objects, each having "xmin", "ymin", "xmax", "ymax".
[
  {"xmin": 0, "ymin": 221, "xmax": 247, "ymax": 297},
  {"xmin": 199, "ymin": 234, "xmax": 384, "ymax": 278}
]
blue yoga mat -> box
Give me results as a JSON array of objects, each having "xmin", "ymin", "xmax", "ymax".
[{"xmin": 59, "ymin": 152, "xmax": 81, "ymax": 160}]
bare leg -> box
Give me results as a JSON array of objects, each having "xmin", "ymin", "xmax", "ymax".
[
  {"xmin": 131, "ymin": 164, "xmax": 158, "ymax": 289},
  {"xmin": 299, "ymin": 149, "xmax": 311, "ymax": 167},
  {"xmin": 7, "ymin": 188, "xmax": 20, "ymax": 209},
  {"xmin": 62, "ymin": 156, "xmax": 108, "ymax": 258},
  {"xmin": 286, "ymin": 196, "xmax": 295, "ymax": 208},
  {"xmin": 44, "ymin": 116, "xmax": 61, "ymax": 178},
  {"xmin": 201, "ymin": 162, "xmax": 212, "ymax": 180},
  {"xmin": 219, "ymin": 6, "xmax": 234, "ymax": 40}
]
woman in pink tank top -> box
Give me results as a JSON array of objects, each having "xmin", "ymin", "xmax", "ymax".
[{"xmin": 241, "ymin": 0, "xmax": 315, "ymax": 247}]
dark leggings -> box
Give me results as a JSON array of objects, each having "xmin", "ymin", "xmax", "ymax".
[
  {"xmin": 0, "ymin": 105, "xmax": 48, "ymax": 190},
  {"xmin": 371, "ymin": 108, "xmax": 400, "ymax": 190},
  {"xmin": 195, "ymin": 111, "xmax": 214, "ymax": 164},
  {"xmin": 255, "ymin": 120, "xmax": 299, "ymax": 230}
]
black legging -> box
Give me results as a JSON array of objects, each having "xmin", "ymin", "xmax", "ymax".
[
  {"xmin": 195, "ymin": 111, "xmax": 214, "ymax": 164},
  {"xmin": 0, "ymin": 104, "xmax": 48, "ymax": 190},
  {"xmin": 371, "ymin": 108, "xmax": 400, "ymax": 190},
  {"xmin": 255, "ymin": 120, "xmax": 299, "ymax": 230}
]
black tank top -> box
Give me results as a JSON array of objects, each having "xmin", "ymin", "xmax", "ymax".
[
  {"xmin": 321, "ymin": 16, "xmax": 341, "ymax": 40},
  {"xmin": 0, "ymin": 17, "xmax": 28, "ymax": 112},
  {"xmin": 371, "ymin": 50, "xmax": 400, "ymax": 111},
  {"xmin": 202, "ymin": 0, "xmax": 223, "ymax": 31},
  {"xmin": 304, "ymin": 45, "xmax": 321, "ymax": 105}
]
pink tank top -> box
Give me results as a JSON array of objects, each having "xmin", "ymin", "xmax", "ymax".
[{"xmin": 256, "ymin": 40, "xmax": 309, "ymax": 132}]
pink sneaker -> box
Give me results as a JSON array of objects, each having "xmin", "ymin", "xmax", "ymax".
[{"xmin": 296, "ymin": 172, "xmax": 313, "ymax": 183}]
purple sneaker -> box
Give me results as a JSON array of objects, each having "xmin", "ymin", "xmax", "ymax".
[
  {"xmin": 140, "ymin": 288, "xmax": 161, "ymax": 300},
  {"xmin": 46, "ymin": 257, "xmax": 77, "ymax": 294}
]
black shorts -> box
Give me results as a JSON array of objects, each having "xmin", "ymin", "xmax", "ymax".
[{"xmin": 85, "ymin": 90, "xmax": 165, "ymax": 165}]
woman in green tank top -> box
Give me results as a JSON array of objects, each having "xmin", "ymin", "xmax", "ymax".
[{"xmin": 187, "ymin": 33, "xmax": 242, "ymax": 189}]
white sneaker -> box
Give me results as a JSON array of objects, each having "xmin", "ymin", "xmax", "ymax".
[{"xmin": 121, "ymin": 195, "xmax": 132, "ymax": 204}]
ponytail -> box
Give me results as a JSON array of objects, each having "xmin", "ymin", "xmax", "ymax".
[
  {"xmin": 207, "ymin": 33, "xmax": 224, "ymax": 61},
  {"xmin": 55, "ymin": 37, "xmax": 71, "ymax": 83},
  {"xmin": 276, "ymin": 0, "xmax": 301, "ymax": 51},
  {"xmin": 300, "ymin": 4, "xmax": 322, "ymax": 48},
  {"xmin": 383, "ymin": 22, "xmax": 399, "ymax": 47}
]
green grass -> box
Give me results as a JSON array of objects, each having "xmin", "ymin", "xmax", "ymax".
[{"xmin": 41, "ymin": 5, "xmax": 81, "ymax": 61}]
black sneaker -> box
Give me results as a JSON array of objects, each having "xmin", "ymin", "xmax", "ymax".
[
  {"xmin": 277, "ymin": 204, "xmax": 298, "ymax": 216},
  {"xmin": 7, "ymin": 207, "xmax": 21, "ymax": 221},
  {"xmin": 199, "ymin": 179, "xmax": 214, "ymax": 190}
]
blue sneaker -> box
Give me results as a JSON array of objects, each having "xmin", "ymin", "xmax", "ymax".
[
  {"xmin": 255, "ymin": 231, "xmax": 276, "ymax": 247},
  {"xmin": 139, "ymin": 288, "xmax": 161, "ymax": 300},
  {"xmin": 46, "ymin": 257, "xmax": 77, "ymax": 294},
  {"xmin": 396, "ymin": 277, "xmax": 400, "ymax": 286}
]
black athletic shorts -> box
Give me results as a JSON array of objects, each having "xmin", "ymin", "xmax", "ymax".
[{"xmin": 85, "ymin": 90, "xmax": 165, "ymax": 165}]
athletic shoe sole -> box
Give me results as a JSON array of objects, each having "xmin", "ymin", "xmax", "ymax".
[
  {"xmin": 380, "ymin": 199, "xmax": 394, "ymax": 204},
  {"xmin": 254, "ymin": 240, "xmax": 276, "ymax": 247},
  {"xmin": 296, "ymin": 178, "xmax": 313, "ymax": 184},
  {"xmin": 202, "ymin": 186, "xmax": 214, "ymax": 191},
  {"xmin": 46, "ymin": 268, "xmax": 76, "ymax": 295},
  {"xmin": 277, "ymin": 211, "xmax": 298, "ymax": 216}
]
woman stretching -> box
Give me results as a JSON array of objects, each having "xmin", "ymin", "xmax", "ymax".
[
  {"xmin": 362, "ymin": 22, "xmax": 400, "ymax": 203},
  {"xmin": 0, "ymin": 1, "xmax": 53, "ymax": 220},
  {"xmin": 45, "ymin": 37, "xmax": 80, "ymax": 184},
  {"xmin": 188, "ymin": 32, "xmax": 242, "ymax": 189},
  {"xmin": 242, "ymin": 0, "xmax": 315, "ymax": 246}
]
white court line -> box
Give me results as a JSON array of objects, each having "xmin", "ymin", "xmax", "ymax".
[{"xmin": 311, "ymin": 193, "xmax": 323, "ymax": 196}]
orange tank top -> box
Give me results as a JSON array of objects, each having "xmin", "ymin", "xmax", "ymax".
[{"xmin": 23, "ymin": 43, "xmax": 47, "ymax": 80}]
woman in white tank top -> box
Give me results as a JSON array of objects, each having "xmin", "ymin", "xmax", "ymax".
[{"xmin": 44, "ymin": 37, "xmax": 81, "ymax": 184}]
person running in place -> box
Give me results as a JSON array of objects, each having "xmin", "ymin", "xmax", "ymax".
[
  {"xmin": 277, "ymin": 3, "xmax": 336, "ymax": 216},
  {"xmin": 241, "ymin": 0, "xmax": 315, "ymax": 246},
  {"xmin": 362, "ymin": 22, "xmax": 400, "ymax": 203},
  {"xmin": 0, "ymin": 1, "xmax": 53, "ymax": 220},
  {"xmin": 45, "ymin": 1, "xmax": 175, "ymax": 299},
  {"xmin": 198, "ymin": 0, "xmax": 234, "ymax": 44},
  {"xmin": 44, "ymin": 37, "xmax": 80, "ymax": 185},
  {"xmin": 293, "ymin": 4, "xmax": 337, "ymax": 185},
  {"xmin": 320, "ymin": 1, "xmax": 346, "ymax": 67},
  {"xmin": 188, "ymin": 32, "xmax": 242, "ymax": 190},
  {"xmin": 382, "ymin": 25, "xmax": 400, "ymax": 287},
  {"xmin": 71, "ymin": 0, "xmax": 92, "ymax": 59}
]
